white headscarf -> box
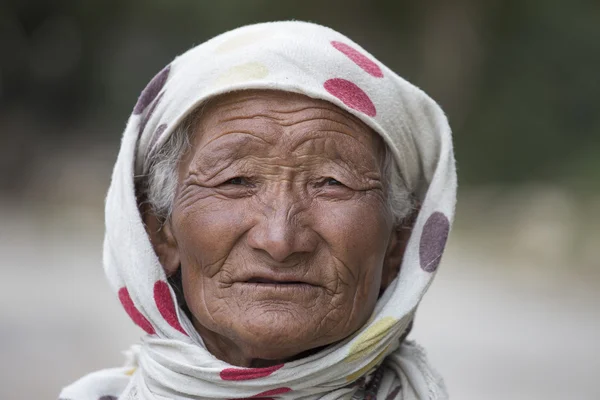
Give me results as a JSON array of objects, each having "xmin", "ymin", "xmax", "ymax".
[{"xmin": 60, "ymin": 21, "xmax": 456, "ymax": 400}]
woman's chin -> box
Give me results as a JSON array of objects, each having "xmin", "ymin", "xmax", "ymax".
[
  {"xmin": 219, "ymin": 310, "xmax": 342, "ymax": 363},
  {"xmin": 237, "ymin": 316, "xmax": 325, "ymax": 350}
]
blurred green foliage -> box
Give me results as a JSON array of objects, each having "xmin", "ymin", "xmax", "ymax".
[{"xmin": 1, "ymin": 0, "xmax": 599, "ymax": 191}]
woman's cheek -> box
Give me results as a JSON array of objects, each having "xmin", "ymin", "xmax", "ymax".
[
  {"xmin": 317, "ymin": 198, "xmax": 389, "ymax": 258},
  {"xmin": 175, "ymin": 198, "xmax": 253, "ymax": 272}
]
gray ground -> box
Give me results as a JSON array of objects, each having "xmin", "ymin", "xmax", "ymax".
[{"xmin": 1, "ymin": 203, "xmax": 599, "ymax": 400}]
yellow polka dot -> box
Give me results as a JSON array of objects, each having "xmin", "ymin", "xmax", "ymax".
[
  {"xmin": 345, "ymin": 345, "xmax": 390, "ymax": 382},
  {"xmin": 346, "ymin": 316, "xmax": 397, "ymax": 363},
  {"xmin": 215, "ymin": 30, "xmax": 268, "ymax": 53},
  {"xmin": 124, "ymin": 367, "xmax": 136, "ymax": 376},
  {"xmin": 214, "ymin": 62, "xmax": 269, "ymax": 86}
]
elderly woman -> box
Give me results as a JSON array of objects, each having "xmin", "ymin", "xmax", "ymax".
[{"xmin": 60, "ymin": 21, "xmax": 455, "ymax": 400}]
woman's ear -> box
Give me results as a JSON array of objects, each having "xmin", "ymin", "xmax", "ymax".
[
  {"xmin": 380, "ymin": 210, "xmax": 418, "ymax": 293},
  {"xmin": 143, "ymin": 207, "xmax": 181, "ymax": 276}
]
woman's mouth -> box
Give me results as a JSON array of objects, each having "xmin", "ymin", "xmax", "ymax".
[
  {"xmin": 246, "ymin": 277, "xmax": 306, "ymax": 285},
  {"xmin": 238, "ymin": 277, "xmax": 319, "ymax": 297}
]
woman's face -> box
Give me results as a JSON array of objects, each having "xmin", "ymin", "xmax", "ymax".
[{"xmin": 154, "ymin": 90, "xmax": 405, "ymax": 367}]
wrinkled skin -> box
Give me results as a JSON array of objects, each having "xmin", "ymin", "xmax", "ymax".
[{"xmin": 147, "ymin": 90, "xmax": 410, "ymax": 367}]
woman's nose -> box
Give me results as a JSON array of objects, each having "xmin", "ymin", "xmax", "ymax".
[{"xmin": 246, "ymin": 205, "xmax": 318, "ymax": 263}]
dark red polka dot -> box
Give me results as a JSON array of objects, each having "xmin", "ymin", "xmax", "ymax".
[
  {"xmin": 220, "ymin": 364, "xmax": 284, "ymax": 381},
  {"xmin": 155, "ymin": 123, "xmax": 167, "ymax": 137},
  {"xmin": 133, "ymin": 65, "xmax": 170, "ymax": 115},
  {"xmin": 419, "ymin": 212, "xmax": 450, "ymax": 272},
  {"xmin": 118, "ymin": 287, "xmax": 155, "ymax": 334},
  {"xmin": 138, "ymin": 92, "xmax": 164, "ymax": 137},
  {"xmin": 148, "ymin": 123, "xmax": 168, "ymax": 153},
  {"xmin": 385, "ymin": 386, "xmax": 401, "ymax": 400},
  {"xmin": 153, "ymin": 280, "xmax": 188, "ymax": 335},
  {"xmin": 331, "ymin": 41, "xmax": 383, "ymax": 78},
  {"xmin": 323, "ymin": 78, "xmax": 376, "ymax": 117}
]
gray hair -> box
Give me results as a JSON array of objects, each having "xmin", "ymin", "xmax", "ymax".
[{"xmin": 139, "ymin": 112, "xmax": 414, "ymax": 228}]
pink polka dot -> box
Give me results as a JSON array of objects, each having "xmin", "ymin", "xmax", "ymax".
[
  {"xmin": 323, "ymin": 78, "xmax": 376, "ymax": 117},
  {"xmin": 419, "ymin": 212, "xmax": 450, "ymax": 272},
  {"xmin": 118, "ymin": 287, "xmax": 155, "ymax": 335},
  {"xmin": 331, "ymin": 41, "xmax": 383, "ymax": 78},
  {"xmin": 220, "ymin": 364, "xmax": 284, "ymax": 381},
  {"xmin": 153, "ymin": 280, "xmax": 188, "ymax": 335},
  {"xmin": 133, "ymin": 65, "xmax": 170, "ymax": 115}
]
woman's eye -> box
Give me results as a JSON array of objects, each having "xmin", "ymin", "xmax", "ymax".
[
  {"xmin": 223, "ymin": 177, "xmax": 247, "ymax": 185},
  {"xmin": 324, "ymin": 178, "xmax": 343, "ymax": 186}
]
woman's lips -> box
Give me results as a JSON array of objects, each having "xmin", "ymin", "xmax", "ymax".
[
  {"xmin": 246, "ymin": 277, "xmax": 306, "ymax": 285},
  {"xmin": 230, "ymin": 273, "xmax": 323, "ymax": 301},
  {"xmin": 237, "ymin": 277, "xmax": 319, "ymax": 296}
]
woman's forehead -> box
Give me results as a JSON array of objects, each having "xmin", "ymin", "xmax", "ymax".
[{"xmin": 188, "ymin": 89, "xmax": 385, "ymax": 155}]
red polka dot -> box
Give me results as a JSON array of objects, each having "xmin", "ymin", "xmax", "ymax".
[
  {"xmin": 153, "ymin": 280, "xmax": 188, "ymax": 335},
  {"xmin": 419, "ymin": 212, "xmax": 450, "ymax": 272},
  {"xmin": 133, "ymin": 65, "xmax": 170, "ymax": 115},
  {"xmin": 331, "ymin": 41, "xmax": 383, "ymax": 78},
  {"xmin": 118, "ymin": 287, "xmax": 155, "ymax": 335},
  {"xmin": 232, "ymin": 387, "xmax": 292, "ymax": 400},
  {"xmin": 323, "ymin": 78, "xmax": 376, "ymax": 117},
  {"xmin": 220, "ymin": 364, "xmax": 284, "ymax": 381},
  {"xmin": 252, "ymin": 387, "xmax": 291, "ymax": 397},
  {"xmin": 385, "ymin": 386, "xmax": 402, "ymax": 400}
]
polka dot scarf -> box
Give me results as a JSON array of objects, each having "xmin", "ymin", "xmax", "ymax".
[{"xmin": 60, "ymin": 21, "xmax": 455, "ymax": 400}]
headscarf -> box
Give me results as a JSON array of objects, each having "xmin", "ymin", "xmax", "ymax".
[{"xmin": 59, "ymin": 21, "xmax": 456, "ymax": 400}]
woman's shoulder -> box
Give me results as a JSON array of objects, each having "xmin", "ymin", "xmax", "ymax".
[{"xmin": 58, "ymin": 366, "xmax": 134, "ymax": 400}]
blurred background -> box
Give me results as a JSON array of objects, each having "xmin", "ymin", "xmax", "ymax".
[{"xmin": 1, "ymin": 0, "xmax": 599, "ymax": 399}]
